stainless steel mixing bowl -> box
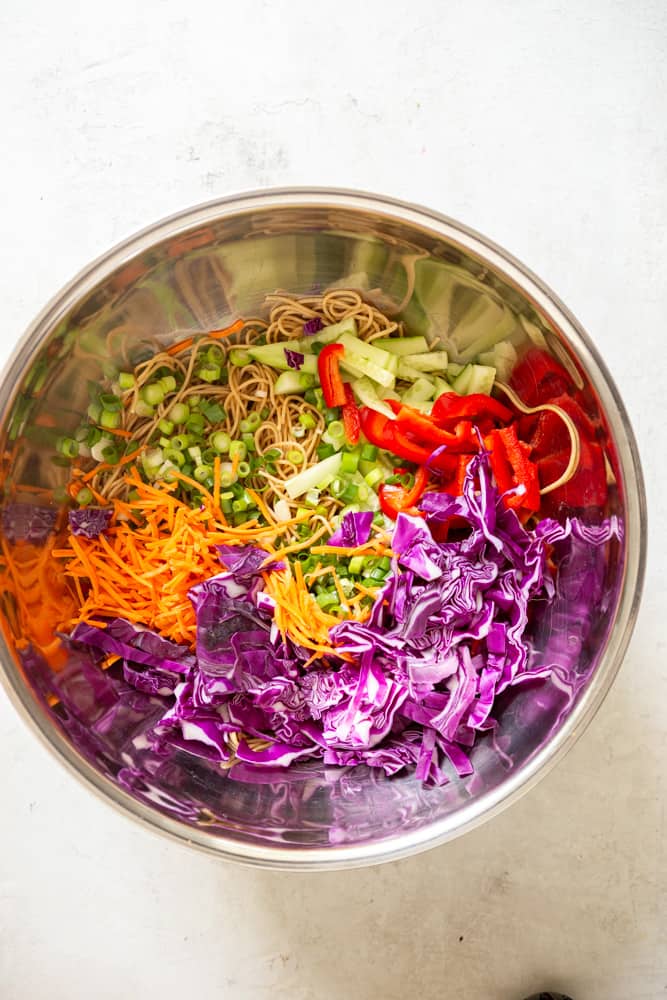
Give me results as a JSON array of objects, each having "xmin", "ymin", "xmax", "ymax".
[{"xmin": 0, "ymin": 189, "xmax": 646, "ymax": 869}]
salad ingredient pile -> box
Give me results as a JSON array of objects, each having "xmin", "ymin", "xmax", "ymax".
[{"xmin": 1, "ymin": 290, "xmax": 619, "ymax": 785}]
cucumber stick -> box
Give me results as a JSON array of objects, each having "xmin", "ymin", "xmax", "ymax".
[
  {"xmin": 285, "ymin": 453, "xmax": 343, "ymax": 499},
  {"xmin": 451, "ymin": 363, "xmax": 496, "ymax": 396},
  {"xmin": 351, "ymin": 377, "xmax": 396, "ymax": 418},
  {"xmin": 337, "ymin": 333, "xmax": 398, "ymax": 374},
  {"xmin": 373, "ymin": 335, "xmax": 429, "ymax": 356},
  {"xmin": 399, "ymin": 351, "xmax": 449, "ymax": 373},
  {"xmin": 402, "ymin": 377, "xmax": 435, "ymax": 404},
  {"xmin": 274, "ymin": 371, "xmax": 316, "ymax": 395},
  {"xmin": 341, "ymin": 353, "xmax": 395, "ymax": 389}
]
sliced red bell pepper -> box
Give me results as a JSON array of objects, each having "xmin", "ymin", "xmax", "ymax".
[
  {"xmin": 520, "ymin": 393, "xmax": 599, "ymax": 460},
  {"xmin": 317, "ymin": 343, "xmax": 347, "ymax": 408},
  {"xmin": 487, "ymin": 425, "xmax": 540, "ymax": 512},
  {"xmin": 378, "ymin": 466, "xmax": 430, "ymax": 519},
  {"xmin": 431, "ymin": 392, "xmax": 512, "ymax": 426},
  {"xmin": 509, "ymin": 347, "xmax": 573, "ymax": 407},
  {"xmin": 341, "ymin": 383, "xmax": 360, "ymax": 445},
  {"xmin": 389, "ymin": 402, "xmax": 478, "ymax": 453},
  {"xmin": 359, "ymin": 407, "xmax": 461, "ymax": 473}
]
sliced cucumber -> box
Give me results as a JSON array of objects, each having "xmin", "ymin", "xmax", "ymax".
[
  {"xmin": 447, "ymin": 362, "xmax": 465, "ymax": 378},
  {"xmin": 274, "ymin": 371, "xmax": 316, "ymax": 395},
  {"xmin": 373, "ymin": 335, "xmax": 429, "ymax": 356},
  {"xmin": 341, "ymin": 352, "xmax": 396, "ymax": 389},
  {"xmin": 337, "ymin": 333, "xmax": 398, "ymax": 374},
  {"xmin": 396, "ymin": 361, "xmax": 433, "ymax": 381},
  {"xmin": 477, "ymin": 341, "xmax": 517, "ymax": 382},
  {"xmin": 285, "ymin": 453, "xmax": 343, "ymax": 499},
  {"xmin": 351, "ymin": 377, "xmax": 396, "ymax": 418},
  {"xmin": 311, "ymin": 316, "xmax": 358, "ymax": 345},
  {"xmin": 402, "ymin": 377, "xmax": 435, "ymax": 405},
  {"xmin": 451, "ymin": 363, "xmax": 496, "ymax": 396},
  {"xmin": 400, "ymin": 351, "xmax": 449, "ymax": 373},
  {"xmin": 432, "ymin": 376, "xmax": 453, "ymax": 398},
  {"xmin": 248, "ymin": 340, "xmax": 302, "ymax": 369}
]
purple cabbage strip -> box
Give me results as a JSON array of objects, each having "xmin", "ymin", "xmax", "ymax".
[
  {"xmin": 328, "ymin": 511, "xmax": 374, "ymax": 548},
  {"xmin": 68, "ymin": 506, "xmax": 113, "ymax": 539},
  {"xmin": 302, "ymin": 317, "xmax": 324, "ymax": 336},
  {"xmin": 284, "ymin": 349, "xmax": 305, "ymax": 370}
]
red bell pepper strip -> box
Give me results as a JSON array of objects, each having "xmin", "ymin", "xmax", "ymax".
[
  {"xmin": 431, "ymin": 392, "xmax": 512, "ymax": 426},
  {"xmin": 359, "ymin": 407, "xmax": 461, "ymax": 472},
  {"xmin": 509, "ymin": 347, "xmax": 572, "ymax": 407},
  {"xmin": 378, "ymin": 466, "xmax": 430, "ymax": 519},
  {"xmin": 388, "ymin": 401, "xmax": 478, "ymax": 453},
  {"xmin": 519, "ymin": 393, "xmax": 599, "ymax": 460},
  {"xmin": 487, "ymin": 425, "xmax": 540, "ymax": 512},
  {"xmin": 341, "ymin": 383, "xmax": 360, "ymax": 445},
  {"xmin": 317, "ymin": 344, "xmax": 347, "ymax": 407}
]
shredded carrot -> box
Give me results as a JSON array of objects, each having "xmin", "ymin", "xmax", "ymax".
[
  {"xmin": 213, "ymin": 456, "xmax": 221, "ymax": 510},
  {"xmin": 98, "ymin": 425, "xmax": 133, "ymax": 439},
  {"xmin": 230, "ymin": 452, "xmax": 240, "ymax": 479}
]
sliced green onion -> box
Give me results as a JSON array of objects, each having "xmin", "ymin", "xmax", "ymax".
[
  {"xmin": 229, "ymin": 440, "xmax": 247, "ymax": 461},
  {"xmin": 316, "ymin": 590, "xmax": 339, "ymax": 610},
  {"xmin": 340, "ymin": 451, "xmax": 360, "ymax": 474},
  {"xmin": 286, "ymin": 449, "xmax": 304, "ymax": 465},
  {"xmin": 159, "ymin": 436, "xmax": 171, "ymax": 448},
  {"xmin": 141, "ymin": 383, "xmax": 165, "ymax": 407},
  {"xmin": 240, "ymin": 412, "xmax": 261, "ymax": 433},
  {"xmin": 348, "ymin": 555, "xmax": 365, "ymax": 576},
  {"xmin": 369, "ymin": 566, "xmax": 388, "ymax": 581},
  {"xmin": 168, "ymin": 402, "xmax": 190, "ymax": 424},
  {"xmin": 185, "ymin": 414, "xmax": 206, "ymax": 435},
  {"xmin": 159, "ymin": 375, "xmax": 177, "ymax": 394},
  {"xmin": 201, "ymin": 447, "xmax": 217, "ymax": 465},
  {"xmin": 339, "ymin": 483, "xmax": 359, "ymax": 503},
  {"xmin": 101, "ymin": 444, "xmax": 120, "ymax": 464},
  {"xmin": 364, "ymin": 467, "xmax": 384, "ymax": 489},
  {"xmin": 194, "ymin": 464, "xmax": 212, "ymax": 483},
  {"xmin": 163, "ymin": 447, "xmax": 185, "ymax": 467},
  {"xmin": 158, "ymin": 418, "xmax": 175, "ymax": 435},
  {"xmin": 263, "ymin": 447, "xmax": 282, "ymax": 461},
  {"xmin": 188, "ymin": 445, "xmax": 203, "ymax": 466},
  {"xmin": 188, "ymin": 394, "xmax": 202, "ymax": 408},
  {"xmin": 360, "ymin": 444, "xmax": 378, "ymax": 461},
  {"xmin": 197, "ymin": 364, "xmax": 221, "ymax": 383},
  {"xmin": 241, "ymin": 433, "xmax": 256, "ymax": 453},
  {"xmin": 232, "ymin": 496, "xmax": 249, "ymax": 513},
  {"xmin": 229, "ymin": 349, "xmax": 251, "ymax": 366},
  {"xmin": 57, "ymin": 436, "xmax": 79, "ymax": 458},
  {"xmin": 327, "ymin": 419, "xmax": 345, "ymax": 438},
  {"xmin": 75, "ymin": 487, "xmax": 93, "ymax": 506},
  {"xmin": 210, "ymin": 431, "xmax": 231, "ymax": 453},
  {"xmin": 171, "ymin": 434, "xmax": 190, "ymax": 451},
  {"xmin": 100, "ymin": 409, "xmax": 121, "ymax": 430},
  {"xmin": 200, "ymin": 401, "xmax": 225, "ymax": 423},
  {"xmin": 316, "ymin": 443, "xmax": 336, "ymax": 460},
  {"xmin": 133, "ymin": 400, "xmax": 154, "ymax": 419},
  {"xmin": 378, "ymin": 556, "xmax": 392, "ymax": 571},
  {"xmin": 304, "ymin": 489, "xmax": 320, "ymax": 507},
  {"xmin": 99, "ymin": 393, "xmax": 121, "ymax": 411},
  {"xmin": 299, "ymin": 412, "xmax": 317, "ymax": 430},
  {"xmin": 237, "ymin": 461, "xmax": 251, "ymax": 478},
  {"xmin": 118, "ymin": 372, "xmax": 135, "ymax": 390}
]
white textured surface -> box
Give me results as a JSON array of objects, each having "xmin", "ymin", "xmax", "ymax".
[{"xmin": 1, "ymin": 2, "xmax": 665, "ymax": 998}]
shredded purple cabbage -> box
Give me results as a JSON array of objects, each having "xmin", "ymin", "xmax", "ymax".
[
  {"xmin": 64, "ymin": 454, "xmax": 619, "ymax": 787},
  {"xmin": 284, "ymin": 349, "xmax": 305, "ymax": 370},
  {"xmin": 302, "ymin": 317, "xmax": 324, "ymax": 336},
  {"xmin": 328, "ymin": 511, "xmax": 373, "ymax": 548},
  {"xmin": 69, "ymin": 506, "xmax": 113, "ymax": 539}
]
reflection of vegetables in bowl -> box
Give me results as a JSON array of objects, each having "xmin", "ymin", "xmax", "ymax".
[{"xmin": 0, "ymin": 191, "xmax": 645, "ymax": 868}]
